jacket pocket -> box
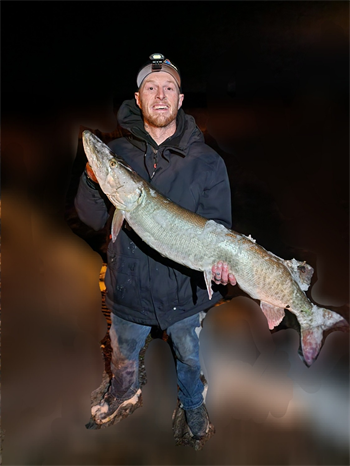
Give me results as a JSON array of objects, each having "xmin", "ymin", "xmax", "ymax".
[
  {"xmin": 105, "ymin": 252, "xmax": 143, "ymax": 311},
  {"xmin": 171, "ymin": 267, "xmax": 197, "ymax": 307}
]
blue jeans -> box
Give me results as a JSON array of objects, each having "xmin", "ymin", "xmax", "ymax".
[{"xmin": 109, "ymin": 312, "xmax": 204, "ymax": 410}]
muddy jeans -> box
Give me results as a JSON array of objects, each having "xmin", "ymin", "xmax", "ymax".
[{"xmin": 109, "ymin": 312, "xmax": 204, "ymax": 410}]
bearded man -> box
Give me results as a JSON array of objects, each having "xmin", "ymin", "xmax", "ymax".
[{"xmin": 74, "ymin": 53, "xmax": 235, "ymax": 443}]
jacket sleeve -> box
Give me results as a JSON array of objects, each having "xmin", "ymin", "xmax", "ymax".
[
  {"xmin": 196, "ymin": 156, "xmax": 232, "ymax": 229},
  {"xmin": 74, "ymin": 172, "xmax": 110, "ymax": 231}
]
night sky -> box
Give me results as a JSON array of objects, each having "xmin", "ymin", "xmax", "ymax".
[
  {"xmin": 2, "ymin": 2, "xmax": 349, "ymax": 465},
  {"xmin": 3, "ymin": 2, "xmax": 349, "ymax": 222}
]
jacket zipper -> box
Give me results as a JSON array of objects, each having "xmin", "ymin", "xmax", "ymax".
[{"xmin": 150, "ymin": 146, "xmax": 158, "ymax": 180}]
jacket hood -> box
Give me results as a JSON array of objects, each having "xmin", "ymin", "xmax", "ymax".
[{"xmin": 117, "ymin": 98, "xmax": 204, "ymax": 153}]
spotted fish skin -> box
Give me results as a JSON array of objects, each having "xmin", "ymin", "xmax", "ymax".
[{"xmin": 82, "ymin": 130, "xmax": 349, "ymax": 366}]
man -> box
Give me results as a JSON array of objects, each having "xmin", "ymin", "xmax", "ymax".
[{"xmin": 75, "ymin": 53, "xmax": 236, "ymax": 441}]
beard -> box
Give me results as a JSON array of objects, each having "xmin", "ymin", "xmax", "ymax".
[{"xmin": 140, "ymin": 99, "xmax": 179, "ymax": 128}]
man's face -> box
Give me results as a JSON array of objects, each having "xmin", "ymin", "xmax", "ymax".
[{"xmin": 135, "ymin": 72, "xmax": 184, "ymax": 129}]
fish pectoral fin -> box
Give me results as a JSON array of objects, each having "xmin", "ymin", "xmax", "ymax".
[
  {"xmin": 111, "ymin": 209, "xmax": 125, "ymax": 242},
  {"xmin": 203, "ymin": 270, "xmax": 213, "ymax": 300},
  {"xmin": 260, "ymin": 302, "xmax": 285, "ymax": 330}
]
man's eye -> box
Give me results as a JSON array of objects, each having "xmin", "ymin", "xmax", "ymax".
[
  {"xmin": 148, "ymin": 87, "xmax": 154, "ymax": 90},
  {"xmin": 167, "ymin": 87, "xmax": 173, "ymax": 91}
]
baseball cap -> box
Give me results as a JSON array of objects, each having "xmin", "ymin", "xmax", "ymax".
[{"xmin": 136, "ymin": 53, "xmax": 181, "ymax": 89}]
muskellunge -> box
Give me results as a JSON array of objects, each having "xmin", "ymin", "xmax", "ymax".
[{"xmin": 82, "ymin": 130, "xmax": 348, "ymax": 367}]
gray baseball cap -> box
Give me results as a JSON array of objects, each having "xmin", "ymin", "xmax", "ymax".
[{"xmin": 137, "ymin": 53, "xmax": 181, "ymax": 89}]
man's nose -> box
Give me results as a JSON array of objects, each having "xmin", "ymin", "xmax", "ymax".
[{"xmin": 156, "ymin": 88, "xmax": 165, "ymax": 99}]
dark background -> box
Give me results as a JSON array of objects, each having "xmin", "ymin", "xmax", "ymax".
[{"xmin": 2, "ymin": 2, "xmax": 349, "ymax": 465}]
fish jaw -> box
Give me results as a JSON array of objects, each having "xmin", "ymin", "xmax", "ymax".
[
  {"xmin": 82, "ymin": 131, "xmax": 111, "ymax": 189},
  {"xmin": 82, "ymin": 130, "xmax": 145, "ymax": 212}
]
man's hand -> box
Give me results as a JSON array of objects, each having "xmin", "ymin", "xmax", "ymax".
[
  {"xmin": 85, "ymin": 162, "xmax": 99, "ymax": 183},
  {"xmin": 212, "ymin": 261, "xmax": 237, "ymax": 286}
]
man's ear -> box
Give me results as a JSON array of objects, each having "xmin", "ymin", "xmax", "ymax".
[
  {"xmin": 134, "ymin": 92, "xmax": 141, "ymax": 109},
  {"xmin": 178, "ymin": 93, "xmax": 184, "ymax": 109}
]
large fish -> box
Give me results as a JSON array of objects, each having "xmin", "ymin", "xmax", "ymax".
[{"xmin": 82, "ymin": 130, "xmax": 348, "ymax": 366}]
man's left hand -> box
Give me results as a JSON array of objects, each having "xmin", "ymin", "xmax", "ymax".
[{"xmin": 212, "ymin": 261, "xmax": 237, "ymax": 286}]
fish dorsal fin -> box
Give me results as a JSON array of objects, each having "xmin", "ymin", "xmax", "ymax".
[
  {"xmin": 260, "ymin": 302, "xmax": 285, "ymax": 330},
  {"xmin": 111, "ymin": 209, "xmax": 125, "ymax": 242},
  {"xmin": 203, "ymin": 269, "xmax": 213, "ymax": 300},
  {"xmin": 284, "ymin": 258, "xmax": 314, "ymax": 291}
]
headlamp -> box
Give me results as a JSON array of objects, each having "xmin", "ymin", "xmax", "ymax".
[
  {"xmin": 136, "ymin": 53, "xmax": 181, "ymax": 89},
  {"xmin": 150, "ymin": 53, "xmax": 165, "ymax": 71}
]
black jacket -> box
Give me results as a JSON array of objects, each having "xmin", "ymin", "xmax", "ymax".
[{"xmin": 75, "ymin": 99, "xmax": 232, "ymax": 329}]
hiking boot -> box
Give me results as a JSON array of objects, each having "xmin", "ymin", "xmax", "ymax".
[
  {"xmin": 92, "ymin": 388, "xmax": 142, "ymax": 425},
  {"xmin": 184, "ymin": 403, "xmax": 210, "ymax": 439}
]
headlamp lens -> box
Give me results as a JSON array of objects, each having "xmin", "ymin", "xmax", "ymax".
[
  {"xmin": 150, "ymin": 53, "xmax": 164, "ymax": 63},
  {"xmin": 150, "ymin": 53, "xmax": 165, "ymax": 70}
]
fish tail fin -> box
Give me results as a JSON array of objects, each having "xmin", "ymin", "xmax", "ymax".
[{"xmin": 300, "ymin": 306, "xmax": 349, "ymax": 367}]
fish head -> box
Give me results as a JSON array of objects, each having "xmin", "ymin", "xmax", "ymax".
[{"xmin": 82, "ymin": 130, "xmax": 144, "ymax": 211}]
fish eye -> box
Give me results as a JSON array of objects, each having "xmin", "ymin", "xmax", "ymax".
[
  {"xmin": 298, "ymin": 265, "xmax": 306, "ymax": 273},
  {"xmin": 110, "ymin": 159, "xmax": 118, "ymax": 167}
]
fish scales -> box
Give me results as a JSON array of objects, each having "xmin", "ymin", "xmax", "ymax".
[
  {"xmin": 82, "ymin": 130, "xmax": 349, "ymax": 366},
  {"xmin": 127, "ymin": 186, "xmax": 311, "ymax": 314},
  {"xmin": 127, "ymin": 187, "xmax": 218, "ymax": 269}
]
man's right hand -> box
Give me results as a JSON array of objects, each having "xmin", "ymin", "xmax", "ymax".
[
  {"xmin": 212, "ymin": 261, "xmax": 236, "ymax": 286},
  {"xmin": 85, "ymin": 162, "xmax": 99, "ymax": 183}
]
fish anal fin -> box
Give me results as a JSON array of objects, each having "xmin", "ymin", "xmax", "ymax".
[
  {"xmin": 260, "ymin": 302, "xmax": 285, "ymax": 330},
  {"xmin": 111, "ymin": 209, "xmax": 125, "ymax": 242},
  {"xmin": 203, "ymin": 270, "xmax": 213, "ymax": 300}
]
